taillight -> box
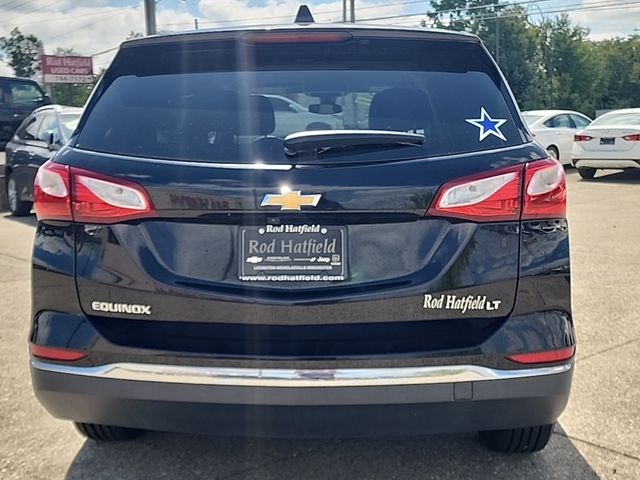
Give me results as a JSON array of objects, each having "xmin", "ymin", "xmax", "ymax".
[
  {"xmin": 506, "ymin": 345, "xmax": 575, "ymax": 364},
  {"xmin": 623, "ymin": 133, "xmax": 640, "ymax": 141},
  {"xmin": 72, "ymin": 169, "xmax": 155, "ymax": 223},
  {"xmin": 574, "ymin": 134, "xmax": 593, "ymax": 142},
  {"xmin": 33, "ymin": 161, "xmax": 72, "ymax": 221},
  {"xmin": 522, "ymin": 158, "xmax": 566, "ymax": 220},
  {"xmin": 427, "ymin": 165, "xmax": 522, "ymax": 222},
  {"xmin": 34, "ymin": 160, "xmax": 156, "ymax": 223},
  {"xmin": 427, "ymin": 158, "xmax": 566, "ymax": 222},
  {"xmin": 30, "ymin": 343, "xmax": 87, "ymax": 361}
]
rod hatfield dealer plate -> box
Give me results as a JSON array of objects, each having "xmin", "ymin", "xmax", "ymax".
[{"xmin": 239, "ymin": 224, "xmax": 347, "ymax": 282}]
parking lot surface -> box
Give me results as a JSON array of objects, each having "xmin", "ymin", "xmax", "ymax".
[{"xmin": 1, "ymin": 157, "xmax": 639, "ymax": 479}]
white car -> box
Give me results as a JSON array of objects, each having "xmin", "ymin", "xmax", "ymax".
[
  {"xmin": 263, "ymin": 94, "xmax": 342, "ymax": 137},
  {"xmin": 572, "ymin": 108, "xmax": 640, "ymax": 179},
  {"xmin": 522, "ymin": 110, "xmax": 592, "ymax": 165}
]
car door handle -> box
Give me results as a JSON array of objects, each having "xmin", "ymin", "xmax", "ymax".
[{"xmin": 13, "ymin": 113, "xmax": 20, "ymax": 118}]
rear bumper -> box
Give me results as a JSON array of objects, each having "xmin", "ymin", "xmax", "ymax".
[
  {"xmin": 31, "ymin": 360, "xmax": 573, "ymax": 437},
  {"xmin": 573, "ymin": 158, "xmax": 640, "ymax": 169}
]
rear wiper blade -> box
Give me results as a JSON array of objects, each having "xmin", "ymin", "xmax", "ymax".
[{"xmin": 283, "ymin": 130, "xmax": 425, "ymax": 156}]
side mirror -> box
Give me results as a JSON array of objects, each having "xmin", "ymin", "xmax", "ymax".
[{"xmin": 42, "ymin": 95, "xmax": 52, "ymax": 106}]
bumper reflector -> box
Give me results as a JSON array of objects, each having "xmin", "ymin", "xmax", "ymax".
[
  {"xmin": 507, "ymin": 346, "xmax": 575, "ymax": 364},
  {"xmin": 30, "ymin": 344, "xmax": 87, "ymax": 361}
]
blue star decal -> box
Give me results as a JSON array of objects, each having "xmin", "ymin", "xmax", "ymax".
[{"xmin": 465, "ymin": 107, "xmax": 507, "ymax": 142}]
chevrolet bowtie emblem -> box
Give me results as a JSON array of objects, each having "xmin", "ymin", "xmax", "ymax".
[{"xmin": 260, "ymin": 191, "xmax": 321, "ymax": 211}]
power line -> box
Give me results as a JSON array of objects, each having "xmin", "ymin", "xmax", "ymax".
[
  {"xmin": 91, "ymin": 46, "xmax": 120, "ymax": 58},
  {"xmin": 160, "ymin": 0, "xmax": 550, "ymax": 27},
  {"xmin": 360, "ymin": 0, "xmax": 553, "ymax": 22},
  {"xmin": 371, "ymin": 0, "xmax": 640, "ymax": 26},
  {"xmin": 46, "ymin": 8, "xmax": 131, "ymax": 43},
  {"xmin": 11, "ymin": 7, "xmax": 125, "ymax": 28},
  {"xmin": 0, "ymin": 0, "xmax": 60, "ymax": 26},
  {"xmin": 0, "ymin": 0, "xmax": 37, "ymax": 11},
  {"xmin": 158, "ymin": 0, "xmax": 439, "ymax": 27},
  {"xmin": 159, "ymin": 0, "xmax": 637, "ymax": 30},
  {"xmin": 360, "ymin": 0, "xmax": 636, "ymax": 22},
  {"xmin": 158, "ymin": 0, "xmax": 556, "ymax": 28},
  {"xmin": 473, "ymin": 1, "xmax": 640, "ymax": 23},
  {"xmin": 457, "ymin": 0, "xmax": 640, "ymax": 22},
  {"xmin": 39, "ymin": 0, "xmax": 640, "ymax": 64}
]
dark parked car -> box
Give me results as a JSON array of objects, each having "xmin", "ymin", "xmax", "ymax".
[
  {"xmin": 29, "ymin": 8, "xmax": 574, "ymax": 453},
  {"xmin": 0, "ymin": 76, "xmax": 51, "ymax": 150},
  {"xmin": 4, "ymin": 105, "xmax": 82, "ymax": 215}
]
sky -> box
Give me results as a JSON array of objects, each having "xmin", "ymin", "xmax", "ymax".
[{"xmin": 0, "ymin": 0, "xmax": 638, "ymax": 77}]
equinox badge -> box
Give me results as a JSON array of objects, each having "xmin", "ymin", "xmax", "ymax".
[
  {"xmin": 261, "ymin": 190, "xmax": 321, "ymax": 211},
  {"xmin": 91, "ymin": 301, "xmax": 152, "ymax": 315}
]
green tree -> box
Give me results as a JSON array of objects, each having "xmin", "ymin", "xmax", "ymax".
[
  {"xmin": 427, "ymin": 0, "xmax": 500, "ymax": 33},
  {"xmin": 538, "ymin": 15, "xmax": 595, "ymax": 114},
  {"xmin": 50, "ymin": 77, "xmax": 96, "ymax": 107},
  {"xmin": 0, "ymin": 27, "xmax": 44, "ymax": 78},
  {"xmin": 480, "ymin": 6, "xmax": 545, "ymax": 109},
  {"xmin": 427, "ymin": 3, "xmax": 545, "ymax": 110},
  {"xmin": 591, "ymin": 36, "xmax": 640, "ymax": 111},
  {"xmin": 427, "ymin": 3, "xmax": 600, "ymax": 115}
]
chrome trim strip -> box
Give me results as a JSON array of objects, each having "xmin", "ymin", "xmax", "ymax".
[
  {"xmin": 70, "ymin": 143, "xmax": 536, "ymax": 172},
  {"xmin": 32, "ymin": 360, "xmax": 572, "ymax": 388},
  {"xmin": 70, "ymin": 148, "xmax": 293, "ymax": 171}
]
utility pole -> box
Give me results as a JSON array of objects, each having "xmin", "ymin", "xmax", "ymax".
[
  {"xmin": 144, "ymin": 0, "xmax": 157, "ymax": 35},
  {"xmin": 342, "ymin": 0, "xmax": 347, "ymax": 22},
  {"xmin": 349, "ymin": 0, "xmax": 355, "ymax": 22},
  {"xmin": 194, "ymin": 18, "xmax": 199, "ymax": 30}
]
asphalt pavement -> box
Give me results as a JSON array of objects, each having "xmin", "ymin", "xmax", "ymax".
[{"xmin": 1, "ymin": 155, "xmax": 639, "ymax": 479}]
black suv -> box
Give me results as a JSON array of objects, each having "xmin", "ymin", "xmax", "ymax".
[
  {"xmin": 29, "ymin": 11, "xmax": 574, "ymax": 453},
  {"xmin": 0, "ymin": 76, "xmax": 50, "ymax": 150},
  {"xmin": 4, "ymin": 105, "xmax": 82, "ymax": 216}
]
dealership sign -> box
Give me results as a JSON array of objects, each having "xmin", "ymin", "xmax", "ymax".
[{"xmin": 41, "ymin": 55, "xmax": 93, "ymax": 84}]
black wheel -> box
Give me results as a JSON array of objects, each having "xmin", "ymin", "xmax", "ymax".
[
  {"xmin": 479, "ymin": 424, "xmax": 554, "ymax": 453},
  {"xmin": 75, "ymin": 422, "xmax": 143, "ymax": 441},
  {"xmin": 6, "ymin": 174, "xmax": 32, "ymax": 216},
  {"xmin": 546, "ymin": 146, "xmax": 559, "ymax": 161},
  {"xmin": 577, "ymin": 167, "xmax": 596, "ymax": 179}
]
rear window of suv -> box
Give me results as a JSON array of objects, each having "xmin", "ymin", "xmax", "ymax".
[
  {"xmin": 75, "ymin": 33, "xmax": 525, "ymax": 164},
  {"xmin": 10, "ymin": 81, "xmax": 44, "ymax": 106}
]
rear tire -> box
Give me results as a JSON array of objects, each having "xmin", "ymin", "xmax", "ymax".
[
  {"xmin": 546, "ymin": 146, "xmax": 559, "ymax": 161},
  {"xmin": 7, "ymin": 174, "xmax": 32, "ymax": 216},
  {"xmin": 577, "ymin": 168, "xmax": 596, "ymax": 179},
  {"xmin": 74, "ymin": 422, "xmax": 143, "ymax": 441},
  {"xmin": 479, "ymin": 424, "xmax": 554, "ymax": 453}
]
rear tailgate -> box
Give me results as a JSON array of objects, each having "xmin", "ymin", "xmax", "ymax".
[
  {"xmin": 62, "ymin": 29, "xmax": 535, "ymax": 356},
  {"xmin": 66, "ymin": 146, "xmax": 526, "ymax": 326}
]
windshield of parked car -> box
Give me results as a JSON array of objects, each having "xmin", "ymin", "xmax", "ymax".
[
  {"xmin": 590, "ymin": 112, "xmax": 640, "ymax": 127},
  {"xmin": 76, "ymin": 37, "xmax": 525, "ymax": 163},
  {"xmin": 59, "ymin": 113, "xmax": 81, "ymax": 141}
]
